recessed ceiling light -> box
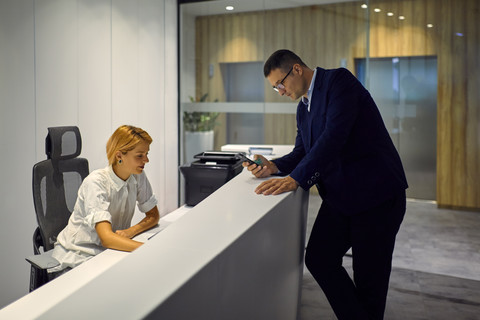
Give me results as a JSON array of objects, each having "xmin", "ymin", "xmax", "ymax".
[
  {"xmin": 427, "ymin": 24, "xmax": 433, "ymax": 28},
  {"xmin": 387, "ymin": 12, "xmax": 394, "ymax": 17},
  {"xmin": 374, "ymin": 8, "xmax": 381, "ymax": 13},
  {"xmin": 226, "ymin": 6, "xmax": 234, "ymax": 11},
  {"xmin": 361, "ymin": 4, "xmax": 368, "ymax": 9},
  {"xmin": 399, "ymin": 15, "xmax": 405, "ymax": 20}
]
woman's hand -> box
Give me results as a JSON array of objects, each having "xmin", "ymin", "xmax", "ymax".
[
  {"xmin": 115, "ymin": 206, "xmax": 160, "ymax": 239},
  {"xmin": 115, "ymin": 228, "xmax": 135, "ymax": 239},
  {"xmin": 96, "ymin": 207, "xmax": 160, "ymax": 252},
  {"xmin": 96, "ymin": 221, "xmax": 143, "ymax": 252}
]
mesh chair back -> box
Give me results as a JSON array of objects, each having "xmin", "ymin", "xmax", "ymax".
[{"xmin": 32, "ymin": 126, "xmax": 89, "ymax": 252}]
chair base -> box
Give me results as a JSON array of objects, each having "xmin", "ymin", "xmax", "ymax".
[{"xmin": 29, "ymin": 265, "xmax": 49, "ymax": 292}]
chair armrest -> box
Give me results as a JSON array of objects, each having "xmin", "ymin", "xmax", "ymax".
[
  {"xmin": 33, "ymin": 226, "xmax": 43, "ymax": 255},
  {"xmin": 26, "ymin": 250, "xmax": 60, "ymax": 270}
]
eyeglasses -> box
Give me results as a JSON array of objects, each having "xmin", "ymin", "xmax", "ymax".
[{"xmin": 272, "ymin": 67, "xmax": 293, "ymax": 92}]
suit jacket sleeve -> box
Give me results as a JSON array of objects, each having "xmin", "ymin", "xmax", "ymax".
[
  {"xmin": 273, "ymin": 67, "xmax": 408, "ymax": 214},
  {"xmin": 275, "ymin": 68, "xmax": 363, "ymax": 188}
]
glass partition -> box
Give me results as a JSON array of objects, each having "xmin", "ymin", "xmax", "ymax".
[
  {"xmin": 179, "ymin": 0, "xmax": 480, "ymax": 204},
  {"xmin": 356, "ymin": 56, "xmax": 437, "ymax": 199},
  {"xmin": 180, "ymin": 0, "xmax": 368, "ymax": 159}
]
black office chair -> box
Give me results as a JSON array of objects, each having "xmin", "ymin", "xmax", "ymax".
[{"xmin": 26, "ymin": 126, "xmax": 89, "ymax": 291}]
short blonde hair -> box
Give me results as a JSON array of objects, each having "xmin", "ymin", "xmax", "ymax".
[{"xmin": 106, "ymin": 125, "xmax": 153, "ymax": 165}]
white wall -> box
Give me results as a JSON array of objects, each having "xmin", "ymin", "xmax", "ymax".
[
  {"xmin": 0, "ymin": 0, "xmax": 178, "ymax": 309},
  {"xmin": 180, "ymin": 8, "xmax": 195, "ymax": 105}
]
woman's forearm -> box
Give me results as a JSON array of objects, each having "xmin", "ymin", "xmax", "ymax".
[
  {"xmin": 96, "ymin": 221, "xmax": 143, "ymax": 252},
  {"xmin": 103, "ymin": 233, "xmax": 143, "ymax": 252},
  {"xmin": 127, "ymin": 206, "xmax": 160, "ymax": 238}
]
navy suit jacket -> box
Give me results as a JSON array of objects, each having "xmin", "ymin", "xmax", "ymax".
[{"xmin": 273, "ymin": 67, "xmax": 408, "ymax": 215}]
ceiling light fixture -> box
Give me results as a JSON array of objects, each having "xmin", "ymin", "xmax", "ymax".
[
  {"xmin": 226, "ymin": 6, "xmax": 234, "ymax": 11},
  {"xmin": 399, "ymin": 15, "xmax": 405, "ymax": 20},
  {"xmin": 427, "ymin": 24, "xmax": 433, "ymax": 28},
  {"xmin": 374, "ymin": 8, "xmax": 381, "ymax": 13},
  {"xmin": 387, "ymin": 12, "xmax": 394, "ymax": 17},
  {"xmin": 361, "ymin": 4, "xmax": 368, "ymax": 9}
]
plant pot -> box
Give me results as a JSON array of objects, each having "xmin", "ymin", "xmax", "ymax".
[{"xmin": 184, "ymin": 130, "xmax": 214, "ymax": 163}]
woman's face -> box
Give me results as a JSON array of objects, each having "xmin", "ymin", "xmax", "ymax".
[{"xmin": 115, "ymin": 140, "xmax": 150, "ymax": 180}]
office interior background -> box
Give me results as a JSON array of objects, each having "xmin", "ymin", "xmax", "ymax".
[{"xmin": 0, "ymin": 0, "xmax": 479, "ymax": 310}]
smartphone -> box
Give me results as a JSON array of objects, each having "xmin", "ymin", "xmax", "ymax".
[{"xmin": 238, "ymin": 153, "xmax": 263, "ymax": 166}]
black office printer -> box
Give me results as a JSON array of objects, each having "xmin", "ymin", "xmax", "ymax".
[{"xmin": 180, "ymin": 151, "xmax": 244, "ymax": 206}]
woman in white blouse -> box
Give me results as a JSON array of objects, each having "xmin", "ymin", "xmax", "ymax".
[{"xmin": 49, "ymin": 125, "xmax": 160, "ymax": 273}]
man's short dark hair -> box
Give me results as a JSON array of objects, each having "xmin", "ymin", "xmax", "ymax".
[{"xmin": 263, "ymin": 49, "xmax": 308, "ymax": 77}]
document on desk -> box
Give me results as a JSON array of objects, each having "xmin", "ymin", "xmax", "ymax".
[{"xmin": 133, "ymin": 220, "xmax": 172, "ymax": 242}]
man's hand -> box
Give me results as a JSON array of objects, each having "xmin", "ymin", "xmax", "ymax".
[
  {"xmin": 255, "ymin": 176, "xmax": 299, "ymax": 195},
  {"xmin": 242, "ymin": 154, "xmax": 279, "ymax": 178}
]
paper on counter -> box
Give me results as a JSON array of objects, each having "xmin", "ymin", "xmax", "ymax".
[{"xmin": 133, "ymin": 220, "xmax": 172, "ymax": 242}]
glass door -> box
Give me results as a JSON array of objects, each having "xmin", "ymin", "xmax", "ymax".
[{"xmin": 356, "ymin": 56, "xmax": 437, "ymax": 200}]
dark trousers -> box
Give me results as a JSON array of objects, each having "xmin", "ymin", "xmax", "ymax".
[{"xmin": 305, "ymin": 192, "xmax": 406, "ymax": 320}]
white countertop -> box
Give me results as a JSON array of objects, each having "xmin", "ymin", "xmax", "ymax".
[
  {"xmin": 0, "ymin": 170, "xmax": 306, "ymax": 320},
  {"xmin": 0, "ymin": 204, "xmax": 191, "ymax": 319}
]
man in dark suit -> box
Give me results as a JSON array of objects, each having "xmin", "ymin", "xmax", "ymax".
[{"xmin": 244, "ymin": 49, "xmax": 408, "ymax": 320}]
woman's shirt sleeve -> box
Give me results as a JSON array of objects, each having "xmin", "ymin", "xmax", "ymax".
[
  {"xmin": 80, "ymin": 175, "xmax": 113, "ymax": 229},
  {"xmin": 135, "ymin": 171, "xmax": 158, "ymax": 213}
]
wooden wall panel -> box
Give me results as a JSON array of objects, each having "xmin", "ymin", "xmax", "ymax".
[
  {"xmin": 194, "ymin": 0, "xmax": 480, "ymax": 210},
  {"xmin": 450, "ymin": 1, "xmax": 467, "ymax": 206},
  {"xmin": 465, "ymin": 0, "xmax": 480, "ymax": 205}
]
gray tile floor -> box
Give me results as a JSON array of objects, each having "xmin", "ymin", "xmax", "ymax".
[{"xmin": 300, "ymin": 197, "xmax": 480, "ymax": 320}]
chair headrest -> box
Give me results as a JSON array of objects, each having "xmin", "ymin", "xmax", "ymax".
[{"xmin": 45, "ymin": 126, "xmax": 82, "ymax": 160}]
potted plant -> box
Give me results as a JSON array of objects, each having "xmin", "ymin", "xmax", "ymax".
[{"xmin": 183, "ymin": 93, "xmax": 219, "ymax": 162}]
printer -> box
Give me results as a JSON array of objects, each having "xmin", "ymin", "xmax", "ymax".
[{"xmin": 180, "ymin": 151, "xmax": 244, "ymax": 206}]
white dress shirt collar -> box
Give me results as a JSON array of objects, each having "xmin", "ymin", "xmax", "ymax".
[
  {"xmin": 107, "ymin": 165, "xmax": 136, "ymax": 191},
  {"xmin": 301, "ymin": 67, "xmax": 318, "ymax": 112}
]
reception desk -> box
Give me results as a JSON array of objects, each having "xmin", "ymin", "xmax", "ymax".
[{"xmin": 0, "ymin": 170, "xmax": 309, "ymax": 320}]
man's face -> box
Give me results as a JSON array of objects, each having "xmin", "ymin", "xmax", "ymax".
[{"xmin": 267, "ymin": 66, "xmax": 303, "ymax": 101}]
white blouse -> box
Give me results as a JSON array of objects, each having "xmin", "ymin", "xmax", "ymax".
[{"xmin": 50, "ymin": 166, "xmax": 157, "ymax": 272}]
